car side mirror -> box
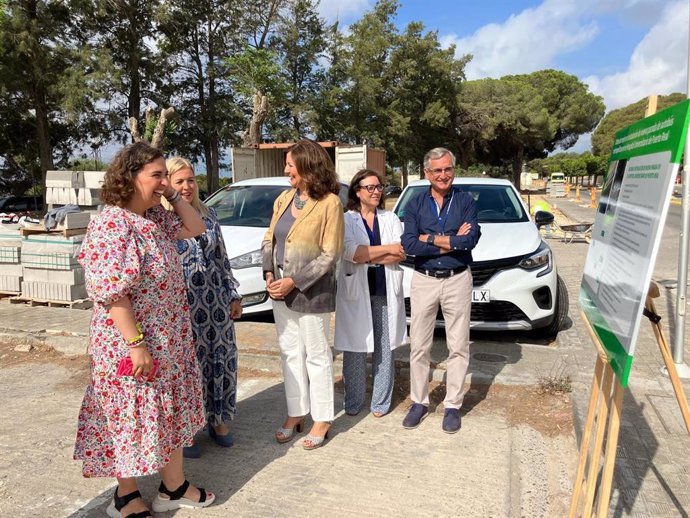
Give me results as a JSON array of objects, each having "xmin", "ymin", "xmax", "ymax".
[{"xmin": 534, "ymin": 210, "xmax": 554, "ymax": 228}]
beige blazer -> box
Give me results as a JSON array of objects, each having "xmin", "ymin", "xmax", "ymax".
[{"xmin": 262, "ymin": 188, "xmax": 344, "ymax": 313}]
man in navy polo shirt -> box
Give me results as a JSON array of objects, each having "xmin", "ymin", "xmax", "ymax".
[{"xmin": 401, "ymin": 147, "xmax": 481, "ymax": 433}]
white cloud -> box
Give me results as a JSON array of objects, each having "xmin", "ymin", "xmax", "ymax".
[
  {"xmin": 584, "ymin": 0, "xmax": 688, "ymax": 110},
  {"xmin": 444, "ymin": 0, "xmax": 599, "ymax": 79},
  {"xmin": 316, "ymin": 0, "xmax": 371, "ymax": 24}
]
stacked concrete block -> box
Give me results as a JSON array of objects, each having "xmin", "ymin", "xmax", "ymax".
[
  {"xmin": 20, "ymin": 234, "xmax": 86, "ymax": 301},
  {"xmin": 45, "ymin": 170, "xmax": 82, "ymax": 206},
  {"xmin": 55, "ymin": 212, "xmax": 92, "ymax": 231},
  {"xmin": 45, "ymin": 170, "xmax": 104, "ymax": 214},
  {"xmin": 0, "ymin": 224, "xmax": 23, "ymax": 292},
  {"xmin": 79, "ymin": 171, "xmax": 105, "ymax": 207}
]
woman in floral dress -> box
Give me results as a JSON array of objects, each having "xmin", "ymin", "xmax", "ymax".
[
  {"xmin": 74, "ymin": 142, "xmax": 216, "ymax": 518},
  {"xmin": 165, "ymin": 156, "xmax": 242, "ymax": 458}
]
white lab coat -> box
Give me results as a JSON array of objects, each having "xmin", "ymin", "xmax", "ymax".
[{"xmin": 334, "ymin": 209, "xmax": 408, "ymax": 352}]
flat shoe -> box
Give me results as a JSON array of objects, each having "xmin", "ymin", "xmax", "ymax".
[{"xmin": 209, "ymin": 424, "xmax": 234, "ymax": 447}]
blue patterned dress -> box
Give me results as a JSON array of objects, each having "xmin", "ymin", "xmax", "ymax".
[{"xmin": 175, "ymin": 208, "xmax": 240, "ymax": 426}]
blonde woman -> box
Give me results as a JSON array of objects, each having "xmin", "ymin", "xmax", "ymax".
[{"xmin": 165, "ymin": 157, "xmax": 242, "ymax": 458}]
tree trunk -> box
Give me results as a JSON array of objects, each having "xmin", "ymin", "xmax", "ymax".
[
  {"xmin": 243, "ymin": 90, "xmax": 269, "ymax": 147},
  {"xmin": 208, "ymin": 137, "xmax": 220, "ymax": 193},
  {"xmin": 203, "ymin": 144, "xmax": 214, "ymax": 193},
  {"xmin": 401, "ymin": 162, "xmax": 408, "ymax": 188},
  {"xmin": 150, "ymin": 107, "xmax": 174, "ymax": 150},
  {"xmin": 35, "ymin": 100, "xmax": 54, "ymax": 189},
  {"xmin": 511, "ymin": 151, "xmax": 523, "ymax": 190}
]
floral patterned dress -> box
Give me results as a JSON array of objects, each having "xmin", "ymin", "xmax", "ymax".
[
  {"xmin": 175, "ymin": 208, "xmax": 240, "ymax": 426},
  {"xmin": 73, "ymin": 204, "xmax": 205, "ymax": 478}
]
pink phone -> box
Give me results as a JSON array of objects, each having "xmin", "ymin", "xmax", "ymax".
[{"xmin": 116, "ymin": 357, "xmax": 160, "ymax": 380}]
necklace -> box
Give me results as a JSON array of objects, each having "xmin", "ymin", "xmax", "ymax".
[{"xmin": 293, "ymin": 189, "xmax": 307, "ymax": 210}]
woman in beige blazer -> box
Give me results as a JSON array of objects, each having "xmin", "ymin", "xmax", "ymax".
[{"xmin": 262, "ymin": 139, "xmax": 344, "ymax": 450}]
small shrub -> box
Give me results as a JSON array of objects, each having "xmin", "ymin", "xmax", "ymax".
[{"xmin": 537, "ymin": 362, "xmax": 572, "ymax": 395}]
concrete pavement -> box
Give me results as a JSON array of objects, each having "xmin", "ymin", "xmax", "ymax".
[{"xmin": 1, "ymin": 199, "xmax": 690, "ymax": 516}]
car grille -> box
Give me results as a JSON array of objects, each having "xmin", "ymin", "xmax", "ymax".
[
  {"xmin": 404, "ymin": 298, "xmax": 529, "ymax": 323},
  {"xmin": 470, "ymin": 255, "xmax": 525, "ymax": 287},
  {"xmin": 404, "ymin": 254, "xmax": 528, "ymax": 288}
]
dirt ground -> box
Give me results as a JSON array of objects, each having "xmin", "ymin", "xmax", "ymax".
[{"xmin": 2, "ymin": 341, "xmax": 574, "ymax": 442}]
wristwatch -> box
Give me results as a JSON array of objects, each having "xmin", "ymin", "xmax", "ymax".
[{"xmin": 426, "ymin": 234, "xmax": 435, "ymax": 245}]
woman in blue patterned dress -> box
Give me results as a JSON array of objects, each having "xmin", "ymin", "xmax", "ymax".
[{"xmin": 165, "ymin": 157, "xmax": 243, "ymax": 458}]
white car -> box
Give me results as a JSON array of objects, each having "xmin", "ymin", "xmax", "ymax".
[
  {"xmin": 394, "ymin": 178, "xmax": 567, "ymax": 336},
  {"xmin": 204, "ymin": 177, "xmax": 348, "ymax": 315}
]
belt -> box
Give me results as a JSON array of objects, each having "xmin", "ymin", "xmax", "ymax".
[{"xmin": 416, "ymin": 266, "xmax": 467, "ymax": 278}]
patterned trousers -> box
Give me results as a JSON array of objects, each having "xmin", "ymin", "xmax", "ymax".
[{"xmin": 342, "ymin": 296, "xmax": 395, "ymax": 415}]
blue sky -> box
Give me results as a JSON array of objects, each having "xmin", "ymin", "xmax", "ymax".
[{"xmin": 318, "ymin": 0, "xmax": 690, "ymax": 151}]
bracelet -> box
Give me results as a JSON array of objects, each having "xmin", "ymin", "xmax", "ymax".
[
  {"xmin": 127, "ymin": 336, "xmax": 145, "ymax": 348},
  {"xmin": 126, "ymin": 323, "xmax": 144, "ymax": 347},
  {"xmin": 165, "ymin": 190, "xmax": 182, "ymax": 204}
]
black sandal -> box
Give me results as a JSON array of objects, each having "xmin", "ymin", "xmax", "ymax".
[
  {"xmin": 105, "ymin": 487, "xmax": 152, "ymax": 518},
  {"xmin": 151, "ymin": 479, "xmax": 216, "ymax": 512}
]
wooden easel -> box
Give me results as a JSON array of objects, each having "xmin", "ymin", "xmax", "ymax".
[{"xmin": 569, "ymin": 281, "xmax": 690, "ymax": 518}]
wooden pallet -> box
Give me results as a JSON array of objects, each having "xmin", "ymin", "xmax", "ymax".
[
  {"xmin": 8, "ymin": 295, "xmax": 92, "ymax": 309},
  {"xmin": 19, "ymin": 226, "xmax": 86, "ymax": 238},
  {"xmin": 0, "ymin": 291, "xmax": 20, "ymax": 302}
]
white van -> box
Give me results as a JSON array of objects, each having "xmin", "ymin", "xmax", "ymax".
[{"xmin": 550, "ymin": 172, "xmax": 565, "ymax": 183}]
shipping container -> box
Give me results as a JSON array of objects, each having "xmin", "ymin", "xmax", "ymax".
[{"xmin": 231, "ymin": 142, "xmax": 386, "ymax": 185}]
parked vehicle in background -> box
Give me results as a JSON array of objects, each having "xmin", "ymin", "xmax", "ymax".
[
  {"xmin": 205, "ymin": 177, "xmax": 348, "ymax": 315},
  {"xmin": 548, "ymin": 172, "xmax": 567, "ymax": 197},
  {"xmin": 549, "ymin": 172, "xmax": 565, "ymax": 184},
  {"xmin": 393, "ymin": 178, "xmax": 567, "ymax": 337},
  {"xmin": 0, "ymin": 195, "xmax": 43, "ymax": 213},
  {"xmin": 384, "ymin": 185, "xmax": 402, "ymax": 197}
]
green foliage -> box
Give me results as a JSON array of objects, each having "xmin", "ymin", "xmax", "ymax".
[
  {"xmin": 0, "ymin": 0, "xmax": 613, "ymax": 196},
  {"xmin": 226, "ymin": 45, "xmax": 287, "ymax": 101},
  {"xmin": 267, "ymin": 0, "xmax": 327, "ymax": 140},
  {"xmin": 591, "ymin": 93, "xmax": 686, "ymax": 157},
  {"xmin": 457, "ymin": 70, "xmax": 605, "ymax": 186},
  {"xmin": 68, "ymin": 158, "xmax": 109, "ymax": 171},
  {"xmin": 526, "ymin": 152, "xmax": 607, "ymax": 180}
]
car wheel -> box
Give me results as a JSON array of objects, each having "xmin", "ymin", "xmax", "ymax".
[{"xmin": 533, "ymin": 275, "xmax": 569, "ymax": 339}]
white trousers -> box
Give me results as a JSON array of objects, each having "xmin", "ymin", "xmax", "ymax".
[{"xmin": 272, "ymin": 300, "xmax": 334, "ymax": 422}]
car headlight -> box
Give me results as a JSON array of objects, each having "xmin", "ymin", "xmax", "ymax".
[
  {"xmin": 229, "ymin": 249, "xmax": 262, "ymax": 269},
  {"xmin": 518, "ymin": 246, "xmax": 551, "ymax": 271}
]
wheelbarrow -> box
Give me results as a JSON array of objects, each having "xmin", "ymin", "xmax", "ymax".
[{"xmin": 559, "ymin": 223, "xmax": 593, "ymax": 243}]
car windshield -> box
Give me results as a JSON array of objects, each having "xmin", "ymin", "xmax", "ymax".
[
  {"xmin": 394, "ymin": 184, "xmax": 528, "ymax": 223},
  {"xmin": 205, "ymin": 185, "xmax": 289, "ymax": 227}
]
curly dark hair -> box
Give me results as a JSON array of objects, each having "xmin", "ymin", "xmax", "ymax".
[
  {"xmin": 100, "ymin": 142, "xmax": 164, "ymax": 207},
  {"xmin": 288, "ymin": 139, "xmax": 340, "ymax": 200},
  {"xmin": 346, "ymin": 169, "xmax": 385, "ymax": 211}
]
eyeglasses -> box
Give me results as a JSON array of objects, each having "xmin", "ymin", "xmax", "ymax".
[
  {"xmin": 427, "ymin": 167, "xmax": 455, "ymax": 177},
  {"xmin": 359, "ymin": 184, "xmax": 384, "ymax": 193}
]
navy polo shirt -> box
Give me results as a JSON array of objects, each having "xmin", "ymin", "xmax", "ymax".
[{"xmin": 401, "ymin": 186, "xmax": 481, "ymax": 272}]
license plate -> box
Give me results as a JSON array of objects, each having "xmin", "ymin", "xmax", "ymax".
[{"xmin": 472, "ymin": 289, "xmax": 490, "ymax": 303}]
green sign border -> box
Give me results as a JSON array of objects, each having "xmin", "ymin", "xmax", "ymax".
[{"xmin": 584, "ymin": 98, "xmax": 690, "ymax": 387}]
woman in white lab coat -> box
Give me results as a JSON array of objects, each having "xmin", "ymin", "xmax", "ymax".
[{"xmin": 334, "ymin": 169, "xmax": 408, "ymax": 417}]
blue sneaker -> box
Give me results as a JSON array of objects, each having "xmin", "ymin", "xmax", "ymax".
[
  {"xmin": 442, "ymin": 408, "xmax": 461, "ymax": 434},
  {"xmin": 183, "ymin": 442, "xmax": 201, "ymax": 459},
  {"xmin": 402, "ymin": 403, "xmax": 428, "ymax": 429},
  {"xmin": 209, "ymin": 425, "xmax": 234, "ymax": 447}
]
